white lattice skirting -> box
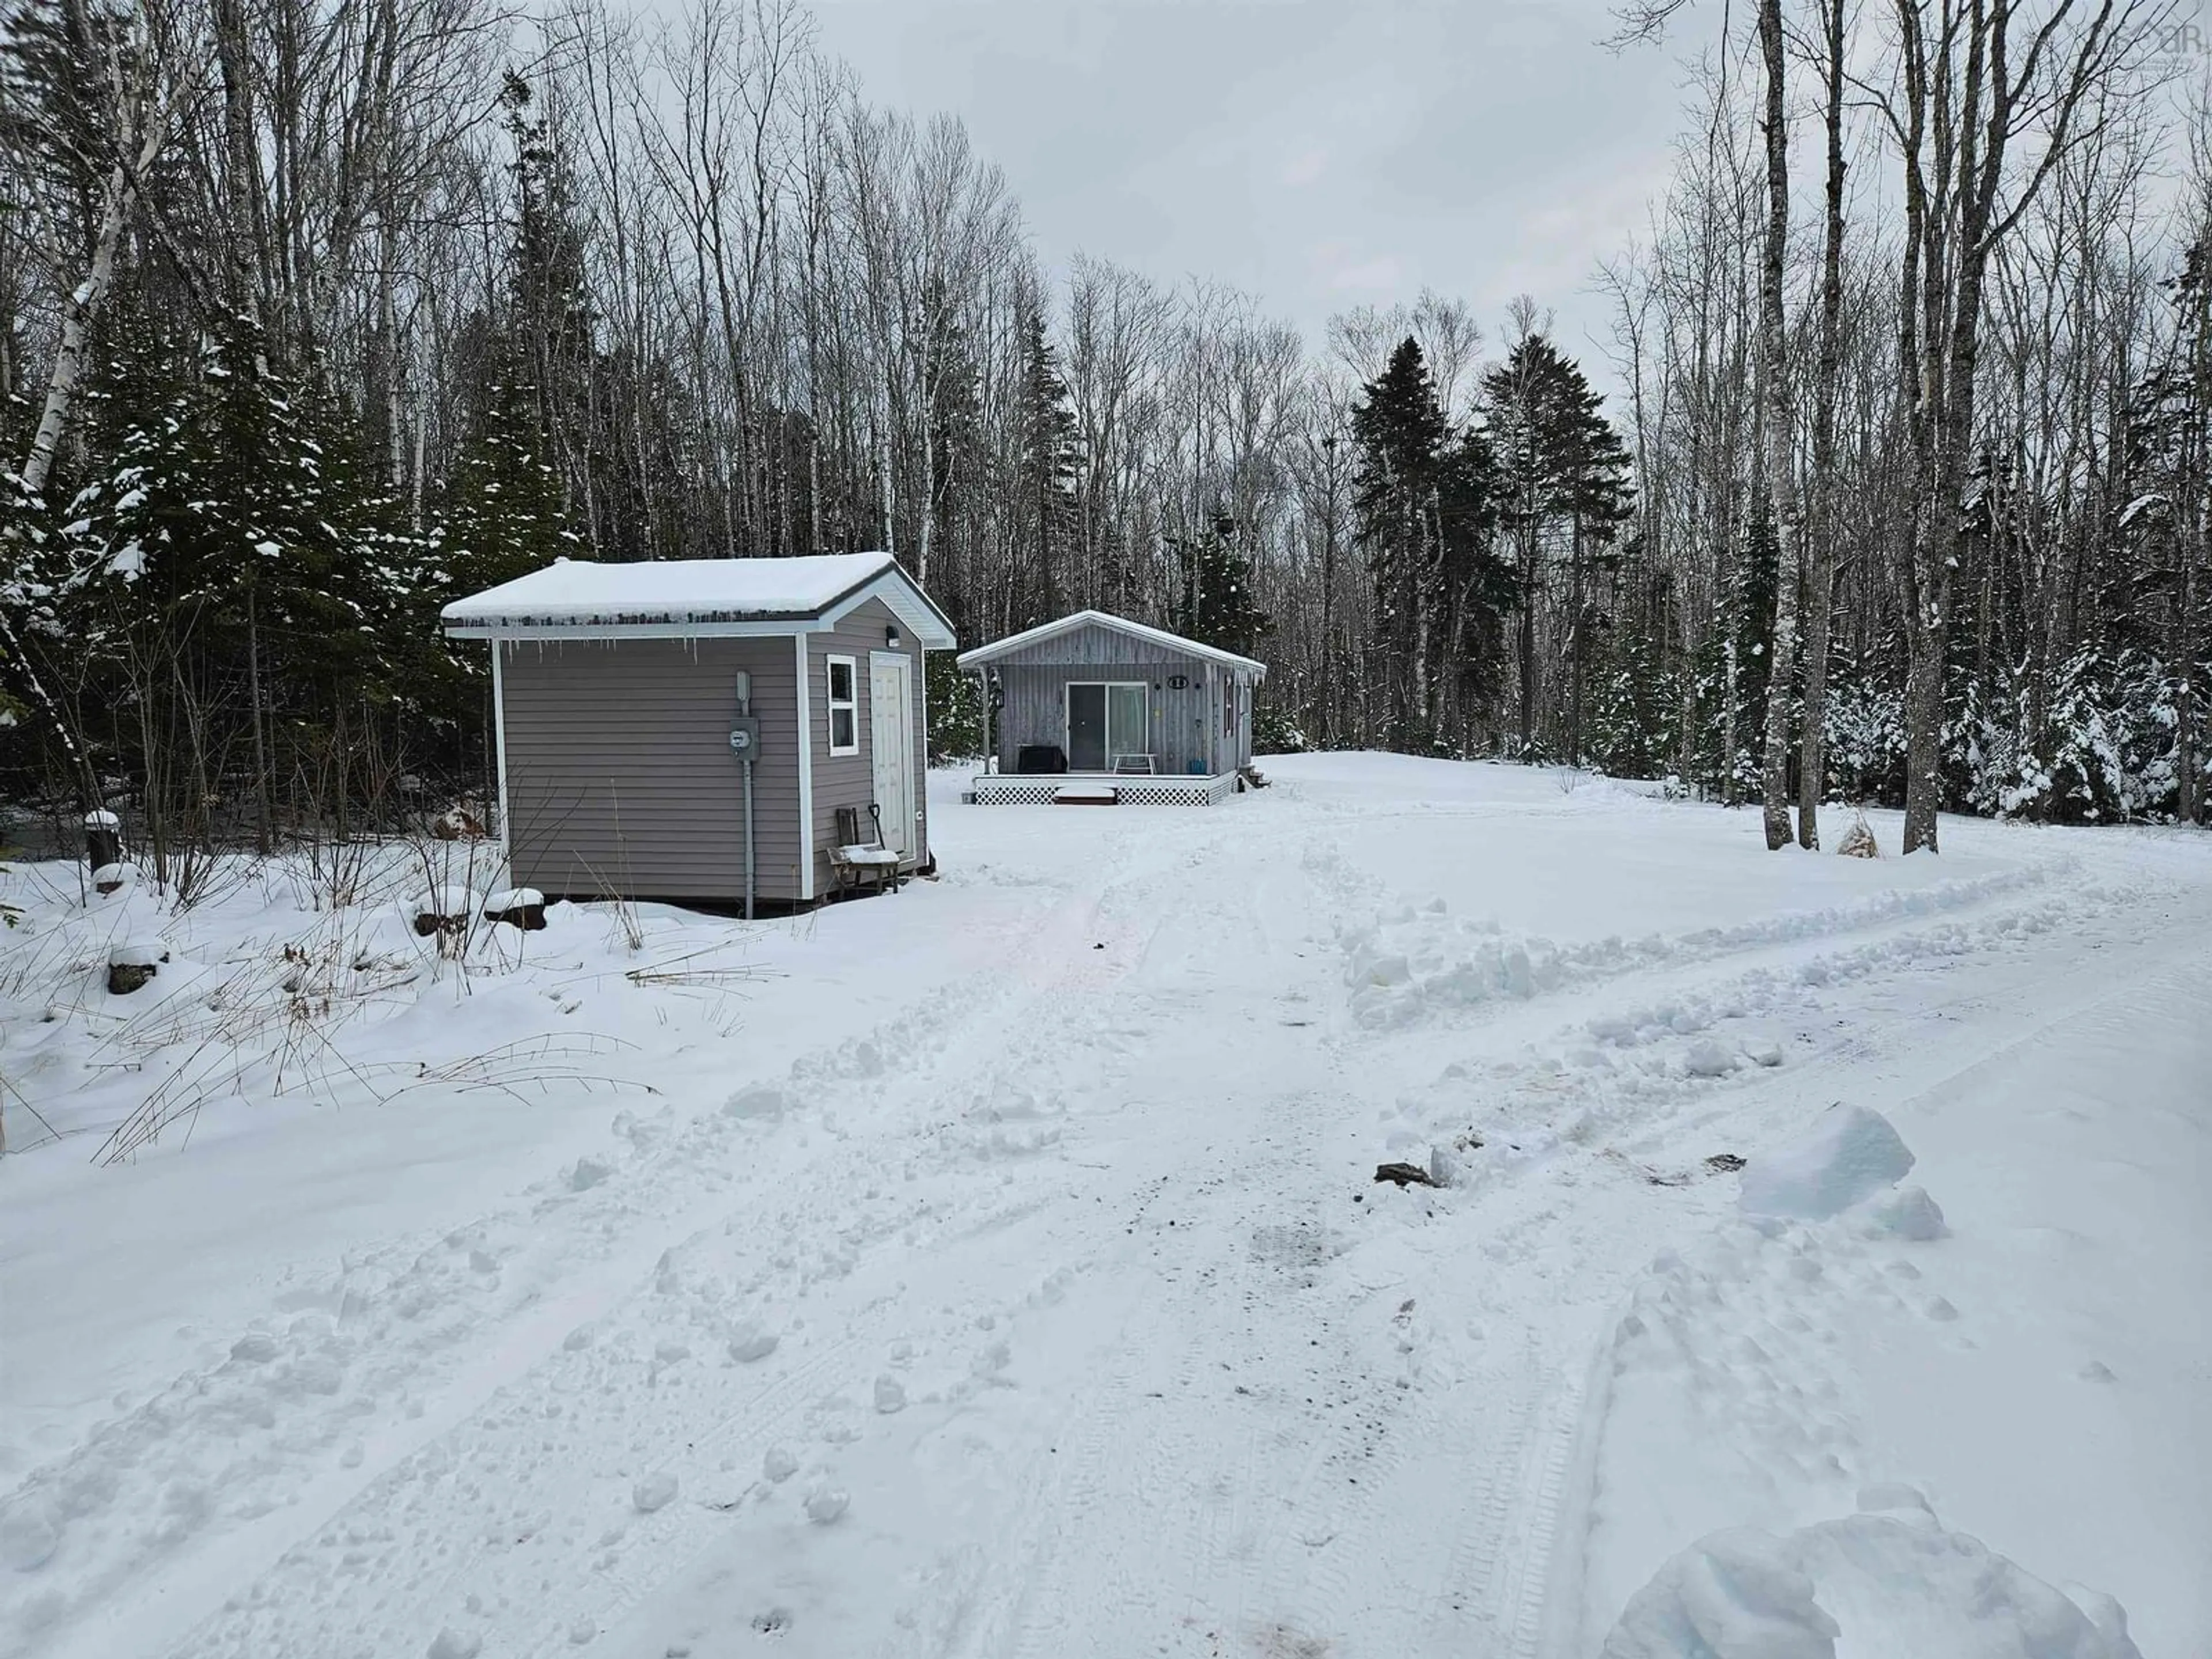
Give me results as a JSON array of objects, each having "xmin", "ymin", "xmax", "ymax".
[{"xmin": 970, "ymin": 773, "xmax": 1238, "ymax": 806}]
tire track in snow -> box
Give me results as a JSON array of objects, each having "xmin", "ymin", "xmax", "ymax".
[
  {"xmin": 3, "ymin": 825, "xmax": 1175, "ymax": 1659},
  {"xmin": 130, "ymin": 815, "xmax": 1267, "ymax": 1659}
]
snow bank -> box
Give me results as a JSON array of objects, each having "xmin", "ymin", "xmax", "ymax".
[
  {"xmin": 1601, "ymin": 1507, "xmax": 2142, "ymax": 1659},
  {"xmin": 1339, "ymin": 859, "xmax": 2054, "ymax": 1031},
  {"xmin": 631, "ymin": 1473, "xmax": 679, "ymax": 1514},
  {"xmin": 1737, "ymin": 1105, "xmax": 1915, "ymax": 1221},
  {"xmin": 1865, "ymin": 1183, "xmax": 1948, "ymax": 1241}
]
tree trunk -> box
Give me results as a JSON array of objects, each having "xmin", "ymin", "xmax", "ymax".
[
  {"xmin": 248, "ymin": 585, "xmax": 273, "ymax": 855},
  {"xmin": 1569, "ymin": 510, "xmax": 1586, "ymax": 767},
  {"xmin": 21, "ymin": 162, "xmax": 135, "ymax": 497},
  {"xmin": 1755, "ymin": 0, "xmax": 1802, "ymax": 850},
  {"xmin": 1903, "ymin": 613, "xmax": 1945, "ymax": 847},
  {"xmin": 1798, "ymin": 0, "xmax": 1848, "ymax": 850}
]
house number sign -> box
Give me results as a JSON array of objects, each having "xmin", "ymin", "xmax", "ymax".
[{"xmin": 1166, "ymin": 674, "xmax": 1189, "ymax": 690}]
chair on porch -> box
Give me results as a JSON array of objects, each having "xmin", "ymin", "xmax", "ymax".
[{"xmin": 829, "ymin": 804, "xmax": 904, "ymax": 898}]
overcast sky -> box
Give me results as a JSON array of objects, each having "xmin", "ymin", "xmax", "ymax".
[{"xmin": 806, "ymin": 0, "xmax": 1721, "ymax": 394}]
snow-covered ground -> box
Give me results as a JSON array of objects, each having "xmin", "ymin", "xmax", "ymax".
[{"xmin": 2, "ymin": 754, "xmax": 2205, "ymax": 1658}]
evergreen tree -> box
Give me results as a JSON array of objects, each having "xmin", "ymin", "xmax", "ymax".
[
  {"xmin": 1169, "ymin": 507, "xmax": 1271, "ymax": 661},
  {"xmin": 1351, "ymin": 338, "xmax": 1512, "ymax": 751},
  {"xmin": 497, "ymin": 71, "xmax": 595, "ymax": 530},
  {"xmin": 1690, "ymin": 495, "xmax": 1780, "ymax": 800},
  {"xmin": 50, "ymin": 317, "xmax": 399, "ymax": 854},
  {"xmin": 411, "ymin": 347, "xmax": 582, "ymax": 763},
  {"xmin": 1016, "ymin": 312, "xmax": 1080, "ymax": 623},
  {"xmin": 1479, "ymin": 332, "xmax": 1633, "ymax": 763},
  {"xmin": 2113, "ymin": 238, "xmax": 2212, "ymax": 823},
  {"xmin": 924, "ymin": 287, "xmax": 985, "ymax": 624},
  {"xmin": 1586, "ymin": 558, "xmax": 1682, "ymax": 780},
  {"xmin": 429, "ymin": 362, "xmax": 581, "ymax": 603},
  {"xmin": 0, "ymin": 0, "xmax": 128, "ymax": 188}
]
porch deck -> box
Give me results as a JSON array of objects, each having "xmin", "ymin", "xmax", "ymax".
[{"xmin": 968, "ymin": 771, "xmax": 1240, "ymax": 806}]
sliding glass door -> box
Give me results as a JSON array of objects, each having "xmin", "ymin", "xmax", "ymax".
[{"xmin": 1066, "ymin": 682, "xmax": 1149, "ymax": 771}]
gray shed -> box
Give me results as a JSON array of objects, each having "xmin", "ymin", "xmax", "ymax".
[
  {"xmin": 442, "ymin": 552, "xmax": 956, "ymax": 909},
  {"xmin": 955, "ymin": 611, "xmax": 1266, "ymax": 805}
]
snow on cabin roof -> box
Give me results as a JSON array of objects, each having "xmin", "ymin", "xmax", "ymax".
[
  {"xmin": 956, "ymin": 609, "xmax": 1266, "ymax": 677},
  {"xmin": 441, "ymin": 552, "xmax": 955, "ymax": 646}
]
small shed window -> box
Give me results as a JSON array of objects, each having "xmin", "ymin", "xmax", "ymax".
[{"xmin": 826, "ymin": 655, "xmax": 859, "ymax": 755}]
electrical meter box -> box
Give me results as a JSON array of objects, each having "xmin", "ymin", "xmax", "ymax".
[{"xmin": 728, "ymin": 717, "xmax": 761, "ymax": 759}]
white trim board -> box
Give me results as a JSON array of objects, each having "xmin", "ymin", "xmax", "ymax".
[
  {"xmin": 917, "ymin": 645, "xmax": 931, "ymax": 861},
  {"xmin": 819, "ymin": 570, "xmax": 957, "ymax": 649},
  {"xmin": 825, "ymin": 653, "xmax": 861, "ymax": 756},
  {"xmin": 794, "ymin": 632, "xmax": 815, "ymax": 902},
  {"xmin": 491, "ymin": 641, "xmax": 512, "ymax": 873},
  {"xmin": 868, "ymin": 650, "xmax": 917, "ymax": 859}
]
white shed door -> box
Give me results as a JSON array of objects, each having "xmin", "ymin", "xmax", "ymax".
[{"xmin": 869, "ymin": 653, "xmax": 915, "ymax": 856}]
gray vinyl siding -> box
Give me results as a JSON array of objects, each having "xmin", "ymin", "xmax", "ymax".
[
  {"xmin": 805, "ymin": 599, "xmax": 927, "ymax": 891},
  {"xmin": 499, "ymin": 637, "xmax": 806, "ymax": 902},
  {"xmin": 983, "ymin": 621, "xmax": 1255, "ymax": 775}
]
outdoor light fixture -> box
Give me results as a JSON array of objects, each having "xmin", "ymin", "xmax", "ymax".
[{"xmin": 886, "ymin": 623, "xmax": 902, "ymax": 648}]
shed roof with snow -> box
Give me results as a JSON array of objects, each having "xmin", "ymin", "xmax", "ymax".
[{"xmin": 442, "ymin": 551, "xmax": 955, "ymax": 647}]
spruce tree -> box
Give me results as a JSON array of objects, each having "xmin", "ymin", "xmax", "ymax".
[
  {"xmin": 1351, "ymin": 338, "xmax": 1512, "ymax": 751},
  {"xmin": 53, "ymin": 317, "xmax": 394, "ymax": 853},
  {"xmin": 1016, "ymin": 312, "xmax": 1080, "ymax": 623},
  {"xmin": 1479, "ymin": 332, "xmax": 1633, "ymax": 763},
  {"xmin": 1170, "ymin": 508, "xmax": 1271, "ymax": 661},
  {"xmin": 497, "ymin": 71, "xmax": 595, "ymax": 533}
]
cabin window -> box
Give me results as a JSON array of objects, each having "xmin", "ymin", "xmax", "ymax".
[{"xmin": 826, "ymin": 655, "xmax": 859, "ymax": 755}]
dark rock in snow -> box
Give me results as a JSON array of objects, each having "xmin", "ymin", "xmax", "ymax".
[
  {"xmin": 484, "ymin": 887, "xmax": 547, "ymax": 931},
  {"xmin": 1373, "ymin": 1161, "xmax": 1438, "ymax": 1188},
  {"xmin": 107, "ymin": 938, "xmax": 169, "ymax": 995}
]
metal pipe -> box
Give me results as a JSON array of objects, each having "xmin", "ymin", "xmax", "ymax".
[{"xmin": 735, "ymin": 670, "xmax": 756, "ymax": 921}]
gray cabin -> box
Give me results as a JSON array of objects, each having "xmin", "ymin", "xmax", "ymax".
[
  {"xmin": 956, "ymin": 611, "xmax": 1266, "ymax": 805},
  {"xmin": 442, "ymin": 552, "xmax": 956, "ymax": 910}
]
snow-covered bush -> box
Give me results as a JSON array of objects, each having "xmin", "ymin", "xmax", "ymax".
[
  {"xmin": 1824, "ymin": 677, "xmax": 1907, "ymax": 805},
  {"xmin": 1586, "ymin": 646, "xmax": 1680, "ymax": 781},
  {"xmin": 926, "ymin": 652, "xmax": 984, "ymax": 762},
  {"xmin": 1252, "ymin": 703, "xmax": 1308, "ymax": 754},
  {"xmin": 1949, "ymin": 648, "xmax": 2202, "ymax": 823}
]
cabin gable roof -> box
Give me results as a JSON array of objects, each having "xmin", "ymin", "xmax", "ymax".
[{"xmin": 955, "ymin": 609, "xmax": 1265, "ymax": 677}]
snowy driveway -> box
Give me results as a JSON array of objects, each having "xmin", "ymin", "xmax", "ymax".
[{"xmin": 2, "ymin": 756, "xmax": 2206, "ymax": 1657}]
